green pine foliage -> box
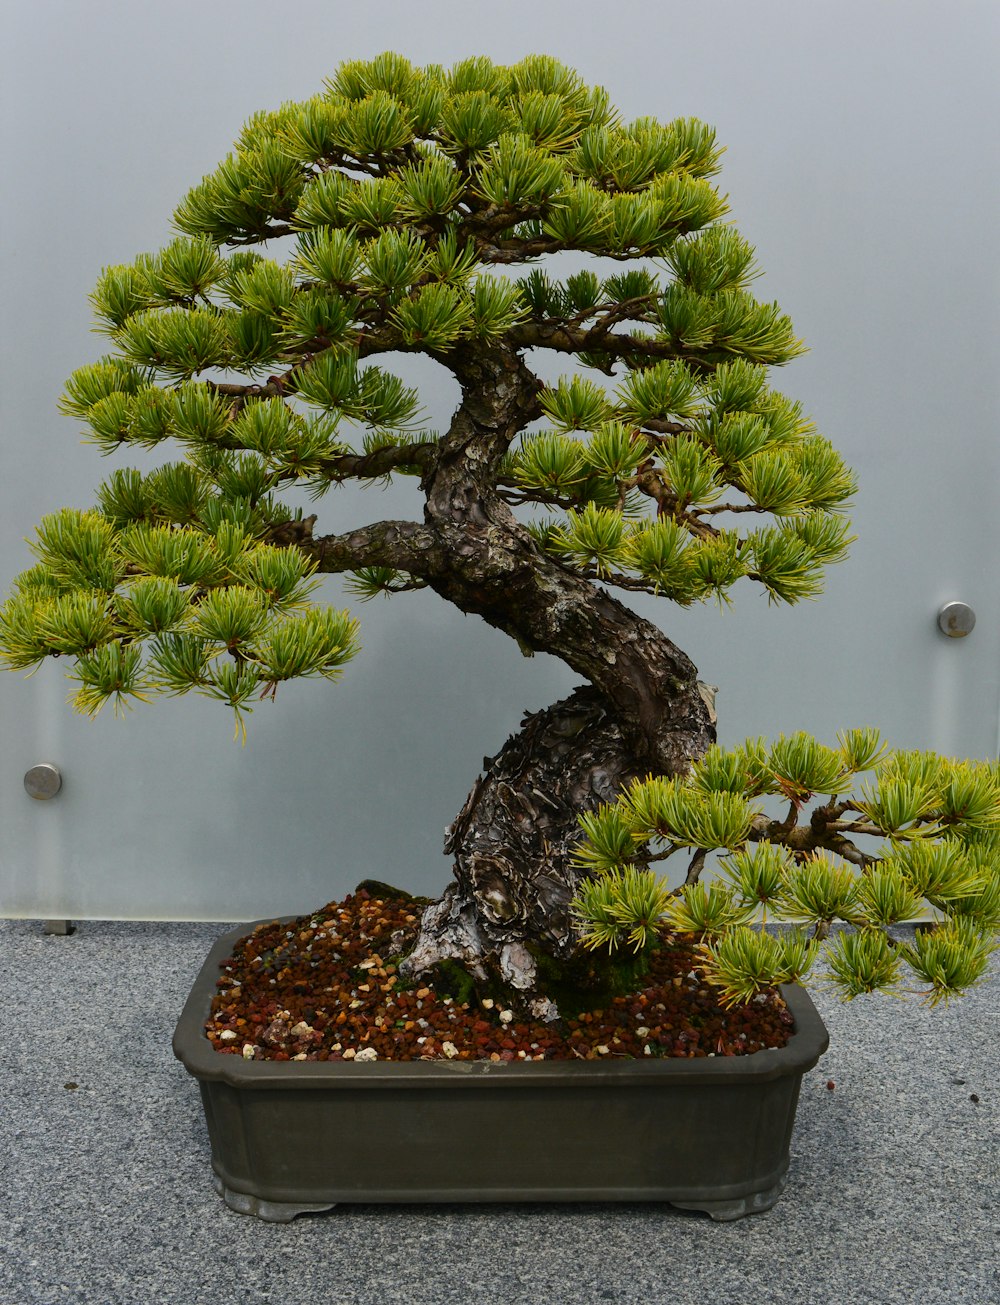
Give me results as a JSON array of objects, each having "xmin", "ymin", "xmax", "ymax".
[
  {"xmin": 507, "ymin": 350, "xmax": 855, "ymax": 605},
  {"xmin": 571, "ymin": 734, "xmax": 999, "ymax": 1005},
  {"xmin": 2, "ymin": 52, "xmax": 862, "ymax": 728},
  {"xmin": 58, "ymin": 45, "xmax": 840, "ymax": 626},
  {"xmin": 0, "ymin": 505, "xmax": 356, "ymax": 734}
]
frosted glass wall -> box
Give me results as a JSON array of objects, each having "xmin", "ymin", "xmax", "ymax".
[{"xmin": 2, "ymin": 1, "xmax": 998, "ymax": 919}]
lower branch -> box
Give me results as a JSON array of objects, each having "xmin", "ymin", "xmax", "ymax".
[{"xmin": 304, "ymin": 519, "xmax": 446, "ymax": 577}]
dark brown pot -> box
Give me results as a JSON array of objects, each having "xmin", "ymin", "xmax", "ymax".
[{"xmin": 173, "ymin": 922, "xmax": 829, "ymax": 1222}]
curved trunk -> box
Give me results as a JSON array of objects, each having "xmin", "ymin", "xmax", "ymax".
[
  {"xmin": 403, "ymin": 681, "xmax": 714, "ymax": 1017},
  {"xmin": 398, "ymin": 344, "xmax": 717, "ymax": 1010}
]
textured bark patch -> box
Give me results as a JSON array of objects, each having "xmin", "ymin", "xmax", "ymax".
[{"xmin": 402, "ymin": 685, "xmax": 710, "ymax": 1005}]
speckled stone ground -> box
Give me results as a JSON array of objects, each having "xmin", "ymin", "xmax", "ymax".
[{"xmin": 1, "ymin": 917, "xmax": 997, "ymax": 1305}]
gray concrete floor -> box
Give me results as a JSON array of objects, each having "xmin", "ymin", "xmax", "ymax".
[{"xmin": 1, "ymin": 917, "xmax": 997, "ymax": 1305}]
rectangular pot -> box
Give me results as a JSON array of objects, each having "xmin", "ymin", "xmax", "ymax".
[{"xmin": 173, "ymin": 922, "xmax": 830, "ymax": 1222}]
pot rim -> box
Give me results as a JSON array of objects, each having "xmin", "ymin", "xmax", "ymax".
[{"xmin": 173, "ymin": 919, "xmax": 830, "ymax": 1090}]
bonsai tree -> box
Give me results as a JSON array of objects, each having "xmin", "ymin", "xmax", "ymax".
[{"xmin": 3, "ymin": 53, "xmax": 996, "ymax": 1017}]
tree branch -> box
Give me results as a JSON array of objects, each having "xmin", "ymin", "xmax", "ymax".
[
  {"xmin": 496, "ymin": 484, "xmax": 580, "ymax": 511},
  {"xmin": 564, "ymin": 295, "xmax": 659, "ymax": 330},
  {"xmin": 474, "ymin": 236, "xmax": 567, "ymax": 263},
  {"xmin": 641, "ymin": 419, "xmax": 694, "ymax": 437},
  {"xmin": 682, "ymin": 848, "xmax": 707, "ymax": 887},
  {"xmin": 304, "ymin": 518, "xmax": 445, "ymax": 577},
  {"xmin": 509, "ymin": 320, "xmax": 718, "ymax": 372},
  {"xmin": 205, "ymin": 324, "xmax": 413, "ymax": 407},
  {"xmin": 226, "ymin": 225, "xmax": 296, "ymax": 245},
  {"xmin": 563, "ymin": 566, "xmax": 667, "ymax": 595},
  {"xmin": 699, "ymin": 502, "xmax": 770, "ymax": 517},
  {"xmin": 824, "ymin": 820, "xmax": 892, "ymax": 838},
  {"xmin": 309, "ymin": 440, "xmax": 438, "ymax": 483},
  {"xmin": 747, "ymin": 809, "xmax": 879, "ymax": 871}
]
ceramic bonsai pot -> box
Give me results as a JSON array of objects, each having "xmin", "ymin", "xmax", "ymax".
[{"xmin": 173, "ymin": 922, "xmax": 830, "ymax": 1222}]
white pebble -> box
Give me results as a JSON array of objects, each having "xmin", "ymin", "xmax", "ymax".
[
  {"xmin": 636, "ymin": 1026, "xmax": 650, "ymax": 1038},
  {"xmin": 342, "ymin": 1048, "xmax": 356, "ymax": 1060},
  {"xmin": 219, "ymin": 1029, "xmax": 238, "ymax": 1042},
  {"xmin": 241, "ymin": 1044, "xmax": 256, "ymax": 1060},
  {"xmin": 354, "ymin": 1047, "xmax": 378, "ymax": 1062},
  {"xmin": 499, "ymin": 1009, "xmax": 514, "ymax": 1024},
  {"xmin": 441, "ymin": 1041, "xmax": 459, "ymax": 1058},
  {"xmin": 596, "ymin": 1045, "xmax": 610, "ymax": 1055},
  {"xmin": 481, "ymin": 998, "xmax": 495, "ymax": 1010},
  {"xmin": 290, "ymin": 1021, "xmax": 313, "ymax": 1037}
]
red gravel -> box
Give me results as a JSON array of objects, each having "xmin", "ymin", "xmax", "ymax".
[{"xmin": 206, "ymin": 887, "xmax": 794, "ymax": 1062}]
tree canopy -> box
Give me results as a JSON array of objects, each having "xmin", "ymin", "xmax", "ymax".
[{"xmin": 0, "ymin": 52, "xmax": 854, "ymax": 736}]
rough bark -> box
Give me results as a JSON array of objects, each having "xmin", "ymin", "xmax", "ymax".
[
  {"xmin": 402, "ymin": 685, "xmax": 709, "ymax": 1017},
  {"xmin": 392, "ymin": 342, "xmax": 717, "ymax": 1009},
  {"xmin": 420, "ymin": 344, "xmax": 714, "ymax": 773}
]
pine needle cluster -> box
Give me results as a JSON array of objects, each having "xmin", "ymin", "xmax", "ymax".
[
  {"xmin": 572, "ymin": 733, "xmax": 999, "ymax": 1005},
  {"xmin": 1, "ymin": 507, "xmax": 357, "ymax": 738}
]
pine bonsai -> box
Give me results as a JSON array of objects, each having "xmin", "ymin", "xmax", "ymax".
[{"xmin": 3, "ymin": 53, "xmax": 997, "ymax": 1020}]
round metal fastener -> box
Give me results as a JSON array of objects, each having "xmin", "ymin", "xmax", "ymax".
[
  {"xmin": 24, "ymin": 763, "xmax": 62, "ymax": 800},
  {"xmin": 937, "ymin": 602, "xmax": 976, "ymax": 638}
]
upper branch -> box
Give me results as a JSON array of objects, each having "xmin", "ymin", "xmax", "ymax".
[
  {"xmin": 509, "ymin": 320, "xmax": 717, "ymax": 373},
  {"xmin": 315, "ymin": 441, "xmax": 437, "ymax": 483},
  {"xmin": 226, "ymin": 225, "xmax": 296, "ymax": 245}
]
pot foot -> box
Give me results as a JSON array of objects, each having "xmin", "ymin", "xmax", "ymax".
[
  {"xmin": 212, "ymin": 1174, "xmax": 336, "ymax": 1222},
  {"xmin": 670, "ymin": 1173, "xmax": 787, "ymax": 1221}
]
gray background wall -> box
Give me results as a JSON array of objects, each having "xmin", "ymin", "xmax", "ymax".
[{"xmin": 2, "ymin": 0, "xmax": 998, "ymax": 919}]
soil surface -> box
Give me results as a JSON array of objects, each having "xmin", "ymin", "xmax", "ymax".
[{"xmin": 206, "ymin": 887, "xmax": 794, "ymax": 1062}]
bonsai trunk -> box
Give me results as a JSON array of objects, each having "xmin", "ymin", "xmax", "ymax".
[{"xmin": 397, "ymin": 344, "xmax": 717, "ymax": 1010}]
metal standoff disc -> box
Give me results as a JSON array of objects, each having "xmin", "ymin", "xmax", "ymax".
[
  {"xmin": 24, "ymin": 763, "xmax": 62, "ymax": 800},
  {"xmin": 937, "ymin": 602, "xmax": 976, "ymax": 638}
]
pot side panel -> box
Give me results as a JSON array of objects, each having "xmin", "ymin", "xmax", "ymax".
[{"xmin": 201, "ymin": 1075, "xmax": 801, "ymax": 1206}]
